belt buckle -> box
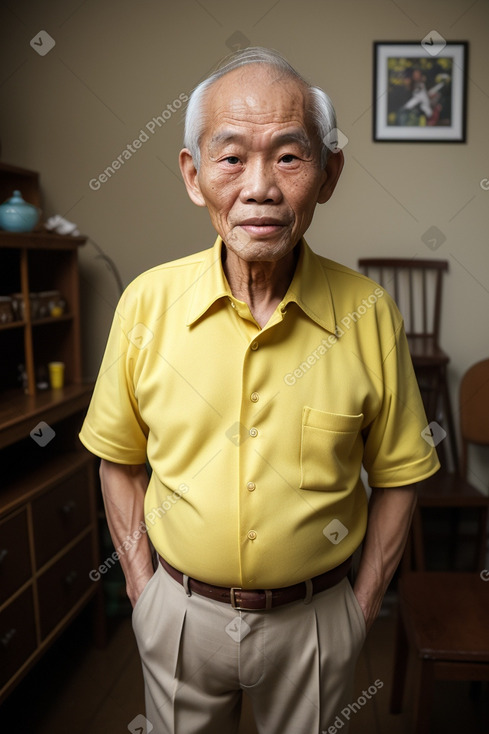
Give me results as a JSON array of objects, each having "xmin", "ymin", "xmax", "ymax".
[
  {"xmin": 230, "ymin": 587, "xmax": 252, "ymax": 611},
  {"xmin": 230, "ymin": 587, "xmax": 272, "ymax": 611}
]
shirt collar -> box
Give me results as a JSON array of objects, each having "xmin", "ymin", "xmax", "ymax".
[
  {"xmin": 186, "ymin": 236, "xmax": 231, "ymax": 326},
  {"xmin": 282, "ymin": 237, "xmax": 337, "ymax": 333},
  {"xmin": 186, "ymin": 235, "xmax": 337, "ymax": 334}
]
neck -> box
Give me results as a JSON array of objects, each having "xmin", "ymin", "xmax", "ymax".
[{"xmin": 222, "ymin": 244, "xmax": 299, "ymax": 328}]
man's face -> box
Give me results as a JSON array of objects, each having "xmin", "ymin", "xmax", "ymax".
[{"xmin": 180, "ymin": 65, "xmax": 342, "ymax": 263}]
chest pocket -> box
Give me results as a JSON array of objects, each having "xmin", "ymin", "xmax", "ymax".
[{"xmin": 300, "ymin": 407, "xmax": 364, "ymax": 491}]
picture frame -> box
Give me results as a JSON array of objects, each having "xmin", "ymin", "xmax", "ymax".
[{"xmin": 373, "ymin": 41, "xmax": 468, "ymax": 143}]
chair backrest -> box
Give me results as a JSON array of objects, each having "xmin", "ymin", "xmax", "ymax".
[
  {"xmin": 459, "ymin": 358, "xmax": 489, "ymax": 478},
  {"xmin": 358, "ymin": 258, "xmax": 448, "ymax": 342}
]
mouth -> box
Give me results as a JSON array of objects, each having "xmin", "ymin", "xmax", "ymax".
[{"xmin": 238, "ymin": 218, "xmax": 288, "ymax": 236}]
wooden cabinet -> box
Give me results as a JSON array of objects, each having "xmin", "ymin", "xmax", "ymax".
[{"xmin": 0, "ymin": 162, "xmax": 104, "ymax": 703}]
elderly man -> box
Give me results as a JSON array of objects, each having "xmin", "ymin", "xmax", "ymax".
[{"xmin": 80, "ymin": 47, "xmax": 439, "ymax": 734}]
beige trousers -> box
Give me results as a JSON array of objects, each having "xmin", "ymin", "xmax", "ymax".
[{"xmin": 131, "ymin": 563, "xmax": 366, "ymax": 734}]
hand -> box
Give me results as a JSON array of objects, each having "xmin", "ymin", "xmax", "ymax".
[
  {"xmin": 128, "ymin": 569, "xmax": 155, "ymax": 609},
  {"xmin": 353, "ymin": 586, "xmax": 381, "ymax": 634}
]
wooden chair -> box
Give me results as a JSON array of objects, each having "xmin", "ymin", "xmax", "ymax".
[
  {"xmin": 390, "ymin": 573, "xmax": 489, "ymax": 734},
  {"xmin": 390, "ymin": 359, "xmax": 489, "ymax": 733},
  {"xmin": 358, "ymin": 258, "xmax": 457, "ymax": 471},
  {"xmin": 405, "ymin": 358, "xmax": 489, "ymax": 573}
]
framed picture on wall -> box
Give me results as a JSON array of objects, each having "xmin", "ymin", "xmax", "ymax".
[{"xmin": 373, "ymin": 40, "xmax": 468, "ymax": 142}]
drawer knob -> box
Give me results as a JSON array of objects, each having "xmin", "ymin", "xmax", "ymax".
[
  {"xmin": 0, "ymin": 548, "xmax": 8, "ymax": 565},
  {"xmin": 60, "ymin": 500, "xmax": 77, "ymax": 515},
  {"xmin": 1, "ymin": 628, "xmax": 17, "ymax": 648},
  {"xmin": 64, "ymin": 570, "xmax": 78, "ymax": 586}
]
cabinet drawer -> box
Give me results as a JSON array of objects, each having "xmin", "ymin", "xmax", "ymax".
[
  {"xmin": 0, "ymin": 509, "xmax": 31, "ymax": 606},
  {"xmin": 32, "ymin": 468, "xmax": 91, "ymax": 568},
  {"xmin": 37, "ymin": 533, "xmax": 93, "ymax": 640},
  {"xmin": 0, "ymin": 587, "xmax": 37, "ymax": 691}
]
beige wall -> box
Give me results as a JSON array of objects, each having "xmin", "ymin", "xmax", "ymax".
[{"xmin": 1, "ymin": 0, "xmax": 488, "ymax": 489}]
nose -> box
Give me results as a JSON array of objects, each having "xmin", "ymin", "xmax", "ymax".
[{"xmin": 239, "ymin": 159, "xmax": 282, "ymax": 204}]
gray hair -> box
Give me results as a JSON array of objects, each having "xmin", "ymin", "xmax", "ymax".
[{"xmin": 183, "ymin": 47, "xmax": 337, "ymax": 170}]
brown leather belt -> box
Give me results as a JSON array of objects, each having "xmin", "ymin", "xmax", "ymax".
[{"xmin": 159, "ymin": 555, "xmax": 352, "ymax": 611}]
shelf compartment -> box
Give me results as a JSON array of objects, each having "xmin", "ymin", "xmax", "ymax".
[
  {"xmin": 32, "ymin": 317, "xmax": 79, "ymax": 387},
  {"xmin": 0, "ymin": 328, "xmax": 27, "ymax": 392},
  {"xmin": 0, "ymin": 248, "xmax": 21, "ymax": 295},
  {"xmin": 27, "ymin": 247, "xmax": 77, "ymax": 306}
]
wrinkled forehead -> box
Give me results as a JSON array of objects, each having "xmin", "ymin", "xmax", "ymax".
[{"xmin": 201, "ymin": 65, "xmax": 314, "ymax": 137}]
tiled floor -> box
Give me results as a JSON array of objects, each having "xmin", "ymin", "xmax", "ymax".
[{"xmin": 1, "ymin": 592, "xmax": 488, "ymax": 733}]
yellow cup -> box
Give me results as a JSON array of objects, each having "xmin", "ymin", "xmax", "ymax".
[{"xmin": 48, "ymin": 361, "xmax": 65, "ymax": 389}]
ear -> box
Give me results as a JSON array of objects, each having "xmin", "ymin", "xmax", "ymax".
[
  {"xmin": 179, "ymin": 148, "xmax": 206, "ymax": 207},
  {"xmin": 317, "ymin": 149, "xmax": 344, "ymax": 204}
]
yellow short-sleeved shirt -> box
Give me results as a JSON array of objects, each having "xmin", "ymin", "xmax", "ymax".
[{"xmin": 79, "ymin": 237, "xmax": 439, "ymax": 588}]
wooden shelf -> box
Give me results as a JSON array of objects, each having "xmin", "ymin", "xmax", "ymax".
[
  {"xmin": 0, "ymin": 449, "xmax": 94, "ymax": 519},
  {"xmin": 0, "ymin": 162, "xmax": 39, "ymax": 176},
  {"xmin": 0, "ymin": 320, "xmax": 25, "ymax": 331},
  {"xmin": 31, "ymin": 313, "xmax": 74, "ymax": 327},
  {"xmin": 0, "ymin": 230, "xmax": 86, "ymax": 250},
  {"xmin": 0, "ymin": 315, "xmax": 76, "ymax": 331},
  {"xmin": 0, "ymin": 382, "xmax": 94, "ymax": 450}
]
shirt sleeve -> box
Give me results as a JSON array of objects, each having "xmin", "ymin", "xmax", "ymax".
[
  {"xmin": 79, "ymin": 297, "xmax": 149, "ymax": 465},
  {"xmin": 362, "ymin": 314, "xmax": 441, "ymax": 488}
]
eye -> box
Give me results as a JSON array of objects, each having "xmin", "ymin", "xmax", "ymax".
[
  {"xmin": 280, "ymin": 154, "xmax": 299, "ymax": 163},
  {"xmin": 224, "ymin": 156, "xmax": 240, "ymax": 165}
]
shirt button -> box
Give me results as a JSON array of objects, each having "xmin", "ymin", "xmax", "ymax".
[
  {"xmin": 249, "ymin": 427, "xmax": 258, "ymax": 437},
  {"xmin": 250, "ymin": 341, "xmax": 259, "ymax": 351},
  {"xmin": 247, "ymin": 530, "xmax": 257, "ymax": 541},
  {"xmin": 250, "ymin": 392, "xmax": 259, "ymax": 403},
  {"xmin": 247, "ymin": 481, "xmax": 256, "ymax": 491}
]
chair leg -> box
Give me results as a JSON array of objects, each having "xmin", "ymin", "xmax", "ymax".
[
  {"xmin": 390, "ymin": 607, "xmax": 409, "ymax": 714},
  {"xmin": 413, "ymin": 658, "xmax": 435, "ymax": 734},
  {"xmin": 440, "ymin": 365, "xmax": 459, "ymax": 474}
]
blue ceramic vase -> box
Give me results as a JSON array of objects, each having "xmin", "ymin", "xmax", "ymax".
[{"xmin": 0, "ymin": 190, "xmax": 40, "ymax": 232}]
